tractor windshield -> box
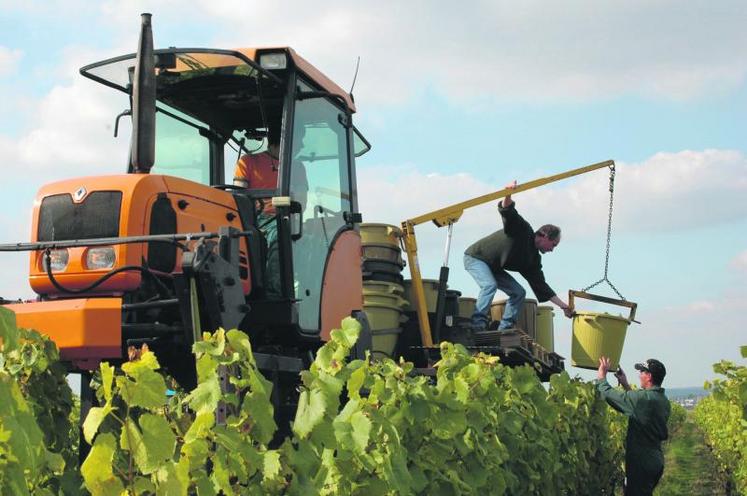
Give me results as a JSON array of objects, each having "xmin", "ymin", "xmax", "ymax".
[{"xmin": 81, "ymin": 49, "xmax": 285, "ymax": 184}]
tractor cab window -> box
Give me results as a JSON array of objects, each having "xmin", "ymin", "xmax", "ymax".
[
  {"xmin": 151, "ymin": 105, "xmax": 211, "ymax": 183},
  {"xmin": 80, "ymin": 49, "xmax": 283, "ymax": 185},
  {"xmin": 291, "ymin": 92, "xmax": 352, "ymax": 332}
]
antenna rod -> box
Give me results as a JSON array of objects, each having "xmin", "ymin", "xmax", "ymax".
[{"xmin": 349, "ymin": 56, "xmax": 361, "ymax": 96}]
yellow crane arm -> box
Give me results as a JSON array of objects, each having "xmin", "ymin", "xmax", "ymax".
[{"xmin": 400, "ymin": 159, "xmax": 614, "ymax": 348}]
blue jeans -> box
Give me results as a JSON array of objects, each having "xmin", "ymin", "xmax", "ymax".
[{"xmin": 463, "ymin": 254, "xmax": 526, "ymax": 330}]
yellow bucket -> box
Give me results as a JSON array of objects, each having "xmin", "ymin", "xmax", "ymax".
[
  {"xmin": 536, "ymin": 306, "xmax": 554, "ymax": 352},
  {"xmin": 571, "ymin": 311, "xmax": 629, "ymax": 370},
  {"xmin": 403, "ymin": 279, "xmax": 442, "ymax": 312},
  {"xmin": 363, "ymin": 280, "xmax": 404, "ymax": 296},
  {"xmin": 360, "ymin": 223, "xmax": 402, "ymax": 248},
  {"xmin": 362, "ymin": 302, "xmax": 406, "ymax": 358},
  {"xmin": 362, "ymin": 303, "xmax": 406, "ymax": 330},
  {"xmin": 362, "ymin": 243, "xmax": 404, "ymax": 266},
  {"xmin": 489, "ymin": 298, "xmax": 537, "ymax": 338},
  {"xmin": 457, "ymin": 297, "xmax": 476, "ymax": 319},
  {"xmin": 370, "ymin": 328, "xmax": 402, "ymax": 359},
  {"xmin": 363, "ymin": 290, "xmax": 407, "ymax": 308}
]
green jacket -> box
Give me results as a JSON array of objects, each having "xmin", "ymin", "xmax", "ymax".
[
  {"xmin": 596, "ymin": 379, "xmax": 670, "ymax": 455},
  {"xmin": 464, "ymin": 202, "xmax": 555, "ymax": 301}
]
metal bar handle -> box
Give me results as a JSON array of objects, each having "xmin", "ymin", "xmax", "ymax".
[{"xmin": 569, "ymin": 289, "xmax": 638, "ymax": 323}]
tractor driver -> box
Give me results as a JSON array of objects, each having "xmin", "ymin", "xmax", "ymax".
[
  {"xmin": 233, "ymin": 127, "xmax": 307, "ymax": 298},
  {"xmin": 463, "ymin": 180, "xmax": 573, "ymax": 331}
]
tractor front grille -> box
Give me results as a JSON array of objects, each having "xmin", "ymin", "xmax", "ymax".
[{"xmin": 38, "ymin": 191, "xmax": 122, "ymax": 241}]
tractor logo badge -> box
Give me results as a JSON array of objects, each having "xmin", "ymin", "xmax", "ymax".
[{"xmin": 73, "ymin": 186, "xmax": 87, "ymax": 202}]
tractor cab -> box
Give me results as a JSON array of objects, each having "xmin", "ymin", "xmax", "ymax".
[
  {"xmin": 82, "ymin": 48, "xmax": 369, "ymax": 188},
  {"xmin": 79, "ymin": 47, "xmax": 371, "ymax": 341}
]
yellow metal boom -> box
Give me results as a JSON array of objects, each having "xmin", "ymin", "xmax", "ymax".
[{"xmin": 401, "ymin": 159, "xmax": 614, "ymax": 348}]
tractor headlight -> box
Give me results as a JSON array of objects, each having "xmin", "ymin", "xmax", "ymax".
[
  {"xmin": 42, "ymin": 249, "xmax": 69, "ymax": 272},
  {"xmin": 259, "ymin": 52, "xmax": 287, "ymax": 70},
  {"xmin": 85, "ymin": 247, "xmax": 116, "ymax": 270}
]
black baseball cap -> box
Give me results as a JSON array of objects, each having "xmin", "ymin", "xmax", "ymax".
[{"xmin": 634, "ymin": 359, "xmax": 666, "ymax": 385}]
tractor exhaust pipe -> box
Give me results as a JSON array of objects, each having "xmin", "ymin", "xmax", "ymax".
[{"xmin": 130, "ymin": 13, "xmax": 156, "ymax": 173}]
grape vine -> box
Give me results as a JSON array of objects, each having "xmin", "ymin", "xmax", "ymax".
[
  {"xmin": 1, "ymin": 308, "xmax": 627, "ymax": 495},
  {"xmin": 693, "ymin": 345, "xmax": 747, "ymax": 494},
  {"xmin": 0, "ymin": 306, "xmax": 81, "ymax": 495}
]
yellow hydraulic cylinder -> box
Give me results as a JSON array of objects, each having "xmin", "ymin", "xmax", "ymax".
[{"xmin": 400, "ymin": 220, "xmax": 434, "ymax": 346}]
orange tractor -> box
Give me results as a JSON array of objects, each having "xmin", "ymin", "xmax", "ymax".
[{"xmin": 1, "ymin": 14, "xmax": 372, "ymax": 401}]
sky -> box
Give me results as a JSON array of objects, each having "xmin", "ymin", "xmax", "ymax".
[{"xmin": 0, "ymin": 0, "xmax": 745, "ymax": 387}]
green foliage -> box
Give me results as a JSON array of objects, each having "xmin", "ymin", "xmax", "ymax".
[
  {"xmin": 656, "ymin": 415, "xmax": 731, "ymax": 496},
  {"xmin": 667, "ymin": 402, "xmax": 687, "ymax": 435},
  {"xmin": 280, "ymin": 321, "xmax": 626, "ymax": 495},
  {"xmin": 80, "ymin": 327, "xmax": 277, "ymax": 494},
  {"xmin": 0, "ymin": 306, "xmax": 81, "ymax": 495},
  {"xmin": 694, "ymin": 348, "xmax": 747, "ymax": 494},
  {"xmin": 2, "ymin": 310, "xmax": 625, "ymax": 495},
  {"xmin": 79, "ymin": 318, "xmax": 623, "ymax": 495}
]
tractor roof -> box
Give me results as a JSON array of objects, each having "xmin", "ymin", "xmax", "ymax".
[{"xmin": 235, "ymin": 47, "xmax": 355, "ymax": 113}]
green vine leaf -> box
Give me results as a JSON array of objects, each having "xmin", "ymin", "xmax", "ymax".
[
  {"xmin": 0, "ymin": 306, "xmax": 18, "ymax": 352},
  {"xmin": 294, "ymin": 389, "xmax": 327, "ymax": 439},
  {"xmin": 183, "ymin": 376, "xmax": 221, "ymax": 414},
  {"xmin": 82, "ymin": 403, "xmax": 114, "ymax": 444},
  {"xmin": 100, "ymin": 362, "xmax": 115, "ymax": 403},
  {"xmin": 80, "ymin": 433, "xmax": 125, "ymax": 496},
  {"xmin": 139, "ymin": 413, "xmax": 177, "ymax": 472},
  {"xmin": 183, "ymin": 411, "xmax": 215, "ymax": 444},
  {"xmin": 117, "ymin": 352, "xmax": 167, "ymax": 410}
]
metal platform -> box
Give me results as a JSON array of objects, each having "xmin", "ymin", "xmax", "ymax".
[{"xmin": 408, "ymin": 329, "xmax": 565, "ymax": 382}]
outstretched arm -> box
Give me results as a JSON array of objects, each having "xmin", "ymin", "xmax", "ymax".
[
  {"xmin": 550, "ymin": 295, "xmax": 573, "ymax": 318},
  {"xmin": 597, "ymin": 357, "xmax": 637, "ymax": 416}
]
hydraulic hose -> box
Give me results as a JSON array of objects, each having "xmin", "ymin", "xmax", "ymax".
[{"xmin": 43, "ymin": 249, "xmax": 171, "ymax": 295}]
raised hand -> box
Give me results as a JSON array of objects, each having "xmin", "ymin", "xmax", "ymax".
[
  {"xmin": 597, "ymin": 356, "xmax": 611, "ymax": 380},
  {"xmin": 502, "ymin": 180, "xmax": 518, "ymax": 207}
]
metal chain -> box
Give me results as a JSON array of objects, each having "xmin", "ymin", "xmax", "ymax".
[{"xmin": 582, "ymin": 163, "xmax": 626, "ymax": 300}]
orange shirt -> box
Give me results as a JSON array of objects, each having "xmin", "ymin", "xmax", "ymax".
[{"xmin": 234, "ymin": 152, "xmax": 279, "ymax": 214}]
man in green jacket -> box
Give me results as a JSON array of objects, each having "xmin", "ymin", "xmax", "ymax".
[
  {"xmin": 463, "ymin": 180, "xmax": 573, "ymax": 331},
  {"xmin": 597, "ymin": 356, "xmax": 671, "ymax": 496}
]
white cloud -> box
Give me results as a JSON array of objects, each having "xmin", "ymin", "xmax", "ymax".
[
  {"xmin": 730, "ymin": 250, "xmax": 747, "ymax": 274},
  {"xmin": 3, "ymin": 1, "xmax": 747, "ymax": 105},
  {"xmin": 62, "ymin": 0, "xmax": 746, "ymax": 106},
  {"xmin": 16, "ymin": 82, "xmax": 128, "ymax": 175},
  {"xmin": 633, "ymin": 289, "xmax": 746, "ymax": 386},
  {"xmin": 681, "ymin": 300, "xmax": 717, "ymax": 313},
  {"xmin": 208, "ymin": 1, "xmax": 747, "ymax": 105},
  {"xmin": 0, "ymin": 206, "xmax": 34, "ymax": 299},
  {"xmin": 0, "ymin": 252, "xmax": 31, "ymax": 300},
  {"xmin": 1, "ymin": 46, "xmax": 131, "ymax": 183},
  {"xmin": 358, "ymin": 149, "xmax": 747, "ymax": 241},
  {"xmin": 0, "ymin": 0, "xmax": 99, "ymax": 16},
  {"xmin": 0, "ymin": 46, "xmax": 23, "ymax": 76},
  {"xmin": 0, "ymin": 134, "xmax": 19, "ymax": 165},
  {"xmin": 1, "ymin": 1, "xmax": 741, "ymax": 113}
]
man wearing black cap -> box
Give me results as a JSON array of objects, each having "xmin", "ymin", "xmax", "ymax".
[{"xmin": 597, "ymin": 356, "xmax": 671, "ymax": 496}]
